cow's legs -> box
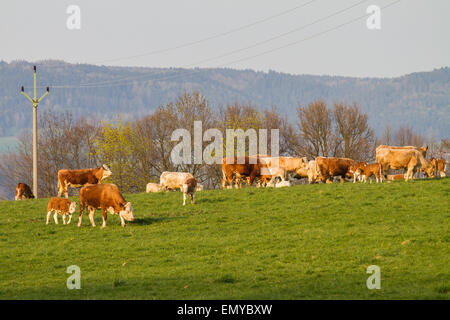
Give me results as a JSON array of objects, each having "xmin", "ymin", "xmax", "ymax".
[
  {"xmin": 62, "ymin": 214, "xmax": 67, "ymax": 225},
  {"xmin": 53, "ymin": 212, "xmax": 59, "ymax": 224},
  {"xmin": 67, "ymin": 213, "xmax": 72, "ymax": 224},
  {"xmin": 101, "ymin": 208, "xmax": 107, "ymax": 228},
  {"xmin": 183, "ymin": 192, "xmax": 187, "ymax": 206},
  {"xmin": 46, "ymin": 210, "xmax": 52, "ymax": 225},
  {"xmin": 78, "ymin": 203, "xmax": 85, "ymax": 227},
  {"xmin": 88, "ymin": 207, "xmax": 96, "ymax": 227},
  {"xmin": 190, "ymin": 193, "xmax": 194, "ymax": 204},
  {"xmin": 120, "ymin": 215, "xmax": 126, "ymax": 227}
]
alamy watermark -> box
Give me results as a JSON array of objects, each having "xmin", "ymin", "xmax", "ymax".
[
  {"xmin": 366, "ymin": 265, "xmax": 381, "ymax": 289},
  {"xmin": 66, "ymin": 265, "xmax": 81, "ymax": 289},
  {"xmin": 66, "ymin": 5, "xmax": 81, "ymax": 30},
  {"xmin": 170, "ymin": 121, "xmax": 279, "ymax": 166}
]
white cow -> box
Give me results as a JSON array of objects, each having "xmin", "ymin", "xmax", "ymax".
[
  {"xmin": 160, "ymin": 171, "xmax": 197, "ymax": 205},
  {"xmin": 146, "ymin": 182, "xmax": 161, "ymax": 193}
]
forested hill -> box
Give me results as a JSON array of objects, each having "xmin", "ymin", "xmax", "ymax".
[{"xmin": 0, "ymin": 60, "xmax": 448, "ymax": 139}]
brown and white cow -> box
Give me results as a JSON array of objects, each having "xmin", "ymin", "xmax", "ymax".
[
  {"xmin": 221, "ymin": 156, "xmax": 264, "ymax": 189},
  {"xmin": 354, "ymin": 163, "xmax": 383, "ymax": 183},
  {"xmin": 376, "ymin": 145, "xmax": 434, "ymax": 181},
  {"xmin": 315, "ymin": 157, "xmax": 357, "ymax": 183},
  {"xmin": 57, "ymin": 164, "xmax": 112, "ymax": 198},
  {"xmin": 79, "ymin": 183, "xmax": 134, "ymax": 228},
  {"xmin": 430, "ymin": 158, "xmax": 447, "ymax": 178},
  {"xmin": 15, "ymin": 183, "xmax": 34, "ymax": 200},
  {"xmin": 160, "ymin": 171, "xmax": 198, "ymax": 205},
  {"xmin": 46, "ymin": 197, "xmax": 76, "ymax": 225},
  {"xmin": 260, "ymin": 156, "xmax": 308, "ymax": 180},
  {"xmin": 146, "ymin": 182, "xmax": 162, "ymax": 193}
]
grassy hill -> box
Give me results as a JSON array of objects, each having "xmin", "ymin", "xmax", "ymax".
[{"xmin": 0, "ymin": 178, "xmax": 448, "ymax": 299}]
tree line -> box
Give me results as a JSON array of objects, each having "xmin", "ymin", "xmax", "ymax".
[{"xmin": 0, "ymin": 91, "xmax": 448, "ymax": 199}]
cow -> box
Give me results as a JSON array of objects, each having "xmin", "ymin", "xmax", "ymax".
[
  {"xmin": 291, "ymin": 160, "xmax": 319, "ymax": 184},
  {"xmin": 15, "ymin": 183, "xmax": 34, "ymax": 200},
  {"xmin": 354, "ymin": 163, "xmax": 383, "ymax": 183},
  {"xmin": 430, "ymin": 158, "xmax": 447, "ymax": 178},
  {"xmin": 46, "ymin": 197, "xmax": 76, "ymax": 225},
  {"xmin": 196, "ymin": 183, "xmax": 204, "ymax": 191},
  {"xmin": 146, "ymin": 182, "xmax": 161, "ymax": 193},
  {"xmin": 315, "ymin": 157, "xmax": 357, "ymax": 183},
  {"xmin": 160, "ymin": 171, "xmax": 198, "ymax": 205},
  {"xmin": 348, "ymin": 162, "xmax": 367, "ymax": 183},
  {"xmin": 79, "ymin": 183, "xmax": 134, "ymax": 228},
  {"xmin": 387, "ymin": 174, "xmax": 405, "ymax": 181},
  {"xmin": 57, "ymin": 164, "xmax": 112, "ymax": 198},
  {"xmin": 221, "ymin": 156, "xmax": 264, "ymax": 189},
  {"xmin": 259, "ymin": 156, "xmax": 308, "ymax": 181},
  {"xmin": 377, "ymin": 145, "xmax": 428, "ymax": 157},
  {"xmin": 275, "ymin": 180, "xmax": 291, "ymax": 188},
  {"xmin": 376, "ymin": 145, "xmax": 434, "ymax": 181}
]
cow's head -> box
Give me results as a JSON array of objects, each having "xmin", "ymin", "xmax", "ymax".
[
  {"xmin": 69, "ymin": 201, "xmax": 77, "ymax": 214},
  {"xmin": 423, "ymin": 164, "xmax": 436, "ymax": 179},
  {"xmin": 101, "ymin": 164, "xmax": 112, "ymax": 180},
  {"xmin": 119, "ymin": 202, "xmax": 134, "ymax": 222}
]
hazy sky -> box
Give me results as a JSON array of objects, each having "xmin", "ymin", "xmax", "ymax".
[{"xmin": 0, "ymin": 0, "xmax": 449, "ymax": 77}]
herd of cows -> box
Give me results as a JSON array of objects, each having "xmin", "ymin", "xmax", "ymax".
[{"xmin": 13, "ymin": 144, "xmax": 447, "ymax": 228}]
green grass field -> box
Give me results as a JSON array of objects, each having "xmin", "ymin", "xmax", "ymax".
[{"xmin": 0, "ymin": 178, "xmax": 449, "ymax": 299}]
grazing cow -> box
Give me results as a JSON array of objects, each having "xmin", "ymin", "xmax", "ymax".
[
  {"xmin": 292, "ymin": 160, "xmax": 319, "ymax": 184},
  {"xmin": 146, "ymin": 182, "xmax": 161, "ymax": 193},
  {"xmin": 260, "ymin": 156, "xmax": 308, "ymax": 181},
  {"xmin": 315, "ymin": 157, "xmax": 357, "ymax": 183},
  {"xmin": 160, "ymin": 171, "xmax": 198, "ymax": 205},
  {"xmin": 430, "ymin": 158, "xmax": 447, "ymax": 177},
  {"xmin": 376, "ymin": 145, "xmax": 434, "ymax": 181},
  {"xmin": 221, "ymin": 156, "xmax": 264, "ymax": 189},
  {"xmin": 46, "ymin": 197, "xmax": 76, "ymax": 225},
  {"xmin": 15, "ymin": 183, "xmax": 34, "ymax": 200},
  {"xmin": 387, "ymin": 174, "xmax": 405, "ymax": 181},
  {"xmin": 79, "ymin": 183, "xmax": 134, "ymax": 228},
  {"xmin": 348, "ymin": 162, "xmax": 367, "ymax": 183},
  {"xmin": 57, "ymin": 164, "xmax": 112, "ymax": 198},
  {"xmin": 354, "ymin": 163, "xmax": 383, "ymax": 183}
]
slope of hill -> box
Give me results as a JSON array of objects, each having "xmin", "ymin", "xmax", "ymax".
[
  {"xmin": 0, "ymin": 60, "xmax": 449, "ymax": 139},
  {"xmin": 0, "ymin": 179, "xmax": 448, "ymax": 299}
]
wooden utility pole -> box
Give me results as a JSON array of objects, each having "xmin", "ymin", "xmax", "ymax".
[{"xmin": 21, "ymin": 66, "xmax": 49, "ymax": 199}]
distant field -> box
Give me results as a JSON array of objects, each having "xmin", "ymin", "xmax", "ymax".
[
  {"xmin": 0, "ymin": 178, "xmax": 449, "ymax": 299},
  {"xmin": 0, "ymin": 136, "xmax": 19, "ymax": 154}
]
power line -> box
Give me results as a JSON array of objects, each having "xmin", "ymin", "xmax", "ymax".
[
  {"xmin": 52, "ymin": 0, "xmax": 371, "ymax": 88},
  {"xmin": 83, "ymin": 0, "xmax": 402, "ymax": 89},
  {"xmin": 91, "ymin": 0, "xmax": 320, "ymax": 65}
]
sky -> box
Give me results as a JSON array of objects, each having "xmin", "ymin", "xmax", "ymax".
[{"xmin": 0, "ymin": 0, "xmax": 449, "ymax": 78}]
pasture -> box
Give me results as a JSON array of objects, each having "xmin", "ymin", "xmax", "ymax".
[{"xmin": 0, "ymin": 178, "xmax": 448, "ymax": 299}]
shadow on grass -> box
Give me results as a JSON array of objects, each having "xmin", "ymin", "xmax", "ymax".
[{"xmin": 132, "ymin": 216, "xmax": 187, "ymax": 225}]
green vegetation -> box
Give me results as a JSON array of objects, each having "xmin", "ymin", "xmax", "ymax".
[{"xmin": 0, "ymin": 178, "xmax": 449, "ymax": 299}]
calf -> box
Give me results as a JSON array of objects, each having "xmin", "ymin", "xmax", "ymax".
[
  {"xmin": 79, "ymin": 184, "xmax": 134, "ymax": 228},
  {"xmin": 355, "ymin": 163, "xmax": 383, "ymax": 183},
  {"xmin": 15, "ymin": 183, "xmax": 34, "ymax": 200},
  {"xmin": 348, "ymin": 162, "xmax": 367, "ymax": 183},
  {"xmin": 146, "ymin": 182, "xmax": 161, "ymax": 193},
  {"xmin": 387, "ymin": 174, "xmax": 405, "ymax": 181},
  {"xmin": 275, "ymin": 180, "xmax": 291, "ymax": 188},
  {"xmin": 46, "ymin": 197, "xmax": 76, "ymax": 225},
  {"xmin": 182, "ymin": 177, "xmax": 197, "ymax": 206},
  {"xmin": 430, "ymin": 158, "xmax": 447, "ymax": 177}
]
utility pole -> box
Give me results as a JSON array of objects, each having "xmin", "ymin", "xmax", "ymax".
[{"xmin": 21, "ymin": 65, "xmax": 49, "ymax": 199}]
